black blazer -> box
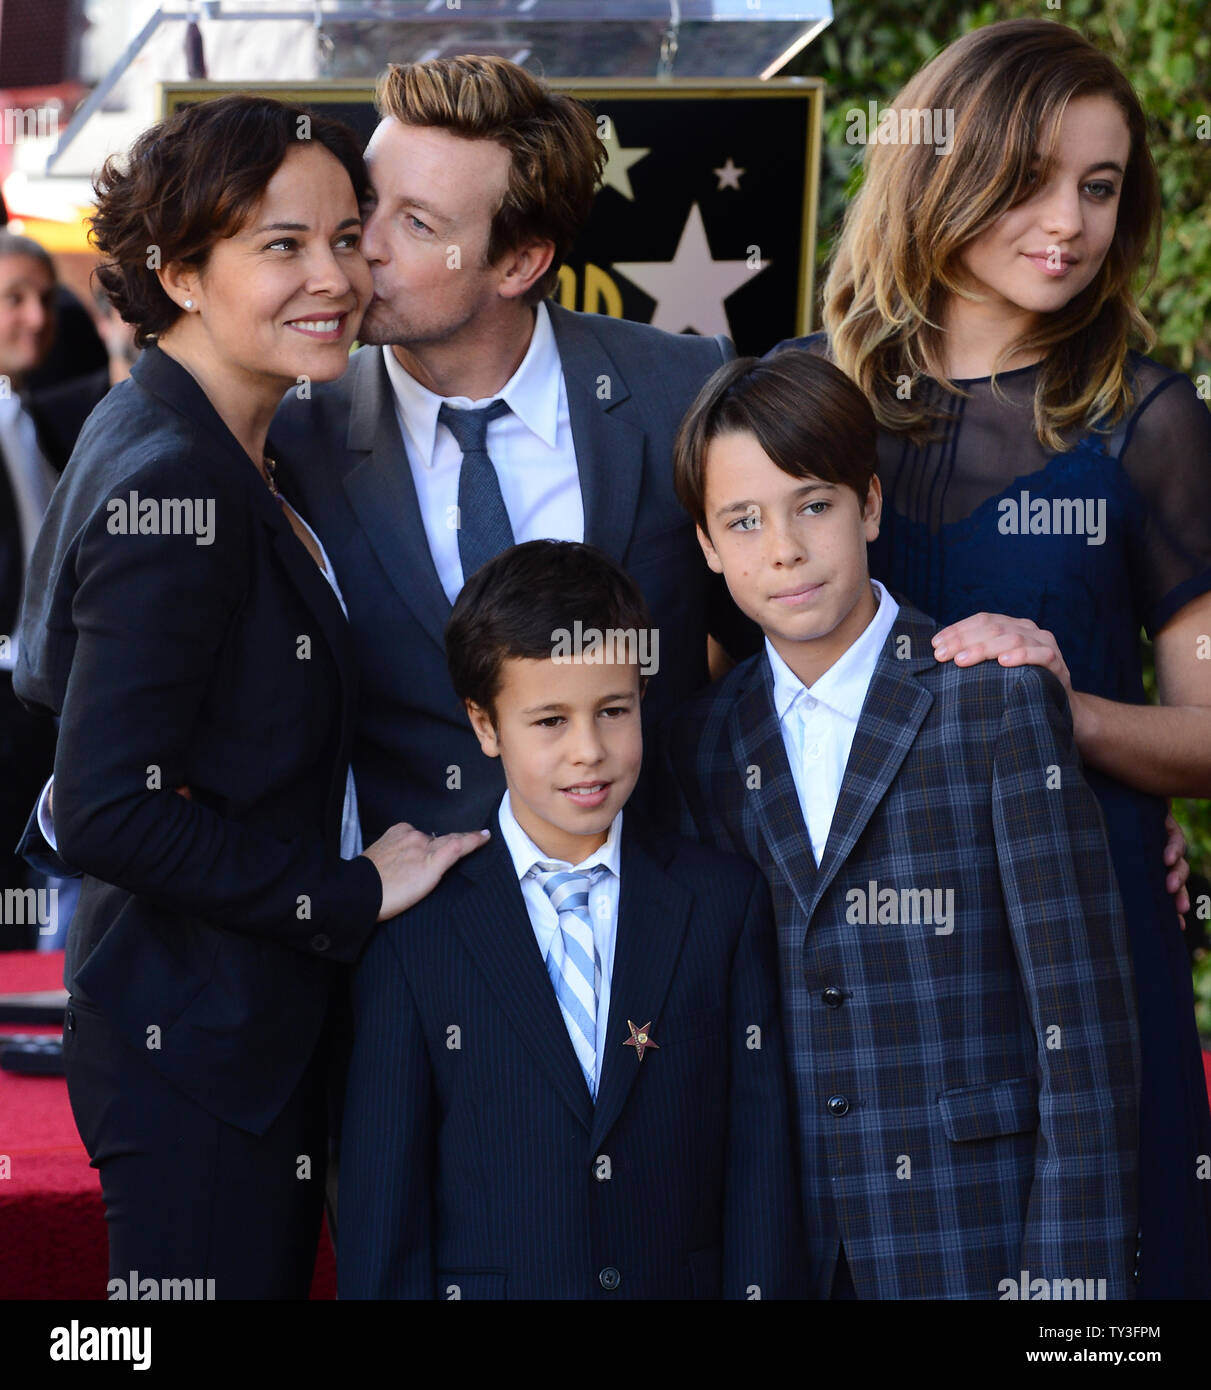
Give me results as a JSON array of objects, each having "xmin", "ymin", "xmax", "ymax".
[
  {"xmin": 338, "ymin": 807, "xmax": 807, "ymax": 1299},
  {"xmin": 14, "ymin": 344, "xmax": 381, "ymax": 1135},
  {"xmin": 270, "ymin": 302, "xmax": 761, "ymax": 841}
]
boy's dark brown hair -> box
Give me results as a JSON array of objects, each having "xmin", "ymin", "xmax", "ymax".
[
  {"xmin": 90, "ymin": 94, "xmax": 369, "ymax": 347},
  {"xmin": 446, "ymin": 540, "xmax": 654, "ymax": 728},
  {"xmin": 673, "ymin": 350, "xmax": 879, "ymax": 533}
]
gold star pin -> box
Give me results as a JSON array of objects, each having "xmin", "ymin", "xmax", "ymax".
[{"xmin": 623, "ymin": 1019, "xmax": 659, "ymax": 1062}]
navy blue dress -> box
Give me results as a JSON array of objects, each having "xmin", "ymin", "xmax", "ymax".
[{"xmin": 776, "ymin": 333, "xmax": 1211, "ymax": 1299}]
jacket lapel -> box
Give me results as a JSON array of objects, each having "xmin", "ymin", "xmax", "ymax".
[
  {"xmin": 339, "ymin": 310, "xmax": 648, "ymax": 637},
  {"xmin": 130, "ymin": 348, "xmax": 362, "ymax": 834},
  {"xmin": 547, "ymin": 302, "xmax": 644, "ymax": 566},
  {"xmin": 340, "ymin": 348, "xmax": 452, "ymax": 654},
  {"xmin": 451, "ymin": 813, "xmax": 595, "ymax": 1134},
  {"xmin": 727, "ymin": 653, "xmax": 819, "ymax": 924},
  {"xmin": 259, "ymin": 491, "xmax": 361, "ymax": 830},
  {"xmin": 590, "ymin": 813, "xmax": 692, "ymax": 1152},
  {"xmin": 803, "ymin": 606, "xmax": 936, "ymax": 920}
]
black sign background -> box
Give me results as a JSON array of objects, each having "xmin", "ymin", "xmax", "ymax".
[{"xmin": 163, "ymin": 79, "xmax": 820, "ymax": 356}]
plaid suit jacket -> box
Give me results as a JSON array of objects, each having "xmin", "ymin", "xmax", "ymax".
[{"xmin": 661, "ymin": 598, "xmax": 1141, "ymax": 1299}]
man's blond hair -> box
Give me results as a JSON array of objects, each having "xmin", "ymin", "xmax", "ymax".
[{"xmin": 376, "ymin": 54, "xmax": 605, "ymax": 305}]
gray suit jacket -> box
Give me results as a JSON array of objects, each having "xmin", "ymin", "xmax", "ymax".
[{"xmin": 271, "ymin": 301, "xmax": 754, "ymax": 837}]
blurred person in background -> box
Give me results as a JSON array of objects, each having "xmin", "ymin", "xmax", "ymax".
[{"xmin": 0, "ymin": 231, "xmax": 60, "ymax": 949}]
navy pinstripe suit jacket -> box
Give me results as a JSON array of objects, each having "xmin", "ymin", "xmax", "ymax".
[
  {"xmin": 338, "ymin": 808, "xmax": 808, "ymax": 1299},
  {"xmin": 661, "ymin": 598, "xmax": 1141, "ymax": 1300}
]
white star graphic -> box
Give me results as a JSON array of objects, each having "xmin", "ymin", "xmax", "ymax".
[
  {"xmin": 598, "ymin": 119, "xmax": 650, "ymax": 201},
  {"xmin": 714, "ymin": 157, "xmax": 744, "ymax": 191},
  {"xmin": 613, "ymin": 203, "xmax": 769, "ymax": 337}
]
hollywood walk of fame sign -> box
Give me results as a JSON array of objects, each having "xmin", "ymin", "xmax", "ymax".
[{"xmin": 163, "ymin": 78, "xmax": 822, "ymax": 355}]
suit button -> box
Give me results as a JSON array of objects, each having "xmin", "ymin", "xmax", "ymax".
[
  {"xmin": 64, "ymin": 1007, "xmax": 75, "ymax": 1032},
  {"xmin": 822, "ymin": 986, "xmax": 844, "ymax": 1008},
  {"xmin": 310, "ymin": 933, "xmax": 331, "ymax": 953},
  {"xmin": 827, "ymin": 1094, "xmax": 850, "ymax": 1116},
  {"xmin": 598, "ymin": 1266, "xmax": 621, "ymax": 1291}
]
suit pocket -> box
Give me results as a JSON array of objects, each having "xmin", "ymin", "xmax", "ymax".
[
  {"xmin": 937, "ymin": 1075, "xmax": 1038, "ymax": 1143},
  {"xmin": 438, "ymin": 1270, "xmax": 507, "ymax": 1301},
  {"xmin": 687, "ymin": 1247, "xmax": 723, "ymax": 1299}
]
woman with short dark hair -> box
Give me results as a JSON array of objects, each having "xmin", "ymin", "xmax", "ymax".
[{"xmin": 16, "ymin": 94, "xmax": 487, "ymax": 1298}]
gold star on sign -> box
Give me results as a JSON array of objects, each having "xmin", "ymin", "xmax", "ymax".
[
  {"xmin": 598, "ymin": 120, "xmax": 650, "ymax": 201},
  {"xmin": 624, "ymin": 1019, "xmax": 659, "ymax": 1061}
]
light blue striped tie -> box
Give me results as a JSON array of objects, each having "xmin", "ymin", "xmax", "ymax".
[{"xmin": 534, "ymin": 863, "xmax": 606, "ymax": 1098}]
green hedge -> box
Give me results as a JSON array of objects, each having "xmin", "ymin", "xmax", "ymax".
[{"xmin": 786, "ymin": 1, "xmax": 1211, "ymax": 1038}]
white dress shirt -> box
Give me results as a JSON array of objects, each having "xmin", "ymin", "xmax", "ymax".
[
  {"xmin": 765, "ymin": 579, "xmax": 900, "ymax": 865},
  {"xmin": 0, "ymin": 393, "xmax": 57, "ymax": 671},
  {"xmin": 38, "ymin": 506, "xmax": 364, "ymax": 863},
  {"xmin": 381, "ymin": 300, "xmax": 582, "ymax": 605},
  {"xmin": 496, "ymin": 788, "xmax": 622, "ymax": 1087}
]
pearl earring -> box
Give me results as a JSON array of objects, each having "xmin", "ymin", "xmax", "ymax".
[{"xmin": 183, "ymin": 299, "xmax": 194, "ymax": 310}]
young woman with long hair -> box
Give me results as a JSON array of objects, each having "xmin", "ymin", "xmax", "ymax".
[{"xmin": 778, "ymin": 17, "xmax": 1211, "ymax": 1298}]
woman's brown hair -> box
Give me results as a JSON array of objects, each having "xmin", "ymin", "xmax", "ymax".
[
  {"xmin": 822, "ymin": 18, "xmax": 1161, "ymax": 451},
  {"xmin": 90, "ymin": 94, "xmax": 369, "ymax": 347}
]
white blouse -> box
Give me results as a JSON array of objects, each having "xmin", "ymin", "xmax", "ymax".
[{"xmin": 286, "ymin": 507, "xmax": 364, "ymax": 861}]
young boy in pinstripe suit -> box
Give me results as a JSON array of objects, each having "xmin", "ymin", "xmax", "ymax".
[
  {"xmin": 662, "ymin": 350, "xmax": 1141, "ymax": 1300},
  {"xmin": 338, "ymin": 539, "xmax": 807, "ymax": 1299}
]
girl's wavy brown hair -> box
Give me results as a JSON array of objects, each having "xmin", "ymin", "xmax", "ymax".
[
  {"xmin": 90, "ymin": 94, "xmax": 369, "ymax": 348},
  {"xmin": 823, "ymin": 18, "xmax": 1161, "ymax": 452}
]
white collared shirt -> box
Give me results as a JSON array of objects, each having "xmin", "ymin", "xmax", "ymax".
[
  {"xmin": 765, "ymin": 579, "xmax": 900, "ymax": 865},
  {"xmin": 381, "ymin": 300, "xmax": 581, "ymax": 605},
  {"xmin": 0, "ymin": 394, "xmax": 57, "ymax": 671},
  {"xmin": 496, "ymin": 788, "xmax": 622, "ymax": 1088}
]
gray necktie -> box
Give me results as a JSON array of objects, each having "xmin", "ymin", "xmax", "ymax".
[{"xmin": 438, "ymin": 399, "xmax": 513, "ymax": 582}]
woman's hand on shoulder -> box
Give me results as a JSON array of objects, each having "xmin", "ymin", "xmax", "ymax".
[
  {"xmin": 361, "ymin": 822, "xmax": 491, "ymax": 921},
  {"xmin": 1164, "ymin": 809, "xmax": 1191, "ymax": 931},
  {"xmin": 931, "ymin": 612, "xmax": 1072, "ymax": 693}
]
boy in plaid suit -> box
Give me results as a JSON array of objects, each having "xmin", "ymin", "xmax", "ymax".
[{"xmin": 661, "ymin": 350, "xmax": 1141, "ymax": 1300}]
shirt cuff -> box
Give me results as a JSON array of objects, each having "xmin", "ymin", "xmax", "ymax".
[{"xmin": 37, "ymin": 774, "xmax": 57, "ymax": 851}]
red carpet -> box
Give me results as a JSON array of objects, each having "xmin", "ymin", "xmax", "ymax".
[
  {"xmin": 0, "ymin": 950, "xmax": 335, "ymax": 1300},
  {"xmin": 4, "ymin": 951, "xmax": 1211, "ymax": 1299}
]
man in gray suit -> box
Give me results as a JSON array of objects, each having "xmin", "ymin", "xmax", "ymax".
[{"xmin": 273, "ymin": 53, "xmax": 756, "ymax": 840}]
